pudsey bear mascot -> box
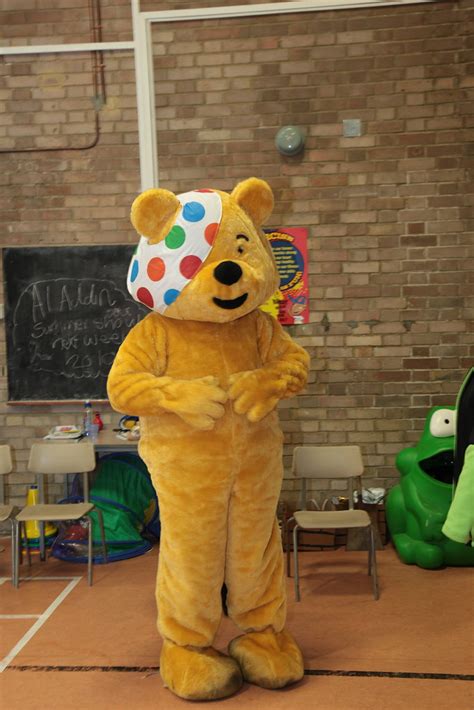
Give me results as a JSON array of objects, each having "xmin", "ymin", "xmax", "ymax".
[{"xmin": 107, "ymin": 177, "xmax": 310, "ymax": 701}]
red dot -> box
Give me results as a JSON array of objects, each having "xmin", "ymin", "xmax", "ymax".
[
  {"xmin": 136, "ymin": 287, "xmax": 154, "ymax": 309},
  {"xmin": 147, "ymin": 257, "xmax": 166, "ymax": 281},
  {"xmin": 180, "ymin": 255, "xmax": 202, "ymax": 279},
  {"xmin": 196, "ymin": 189, "xmax": 213, "ymax": 193},
  {"xmin": 205, "ymin": 222, "xmax": 219, "ymax": 245}
]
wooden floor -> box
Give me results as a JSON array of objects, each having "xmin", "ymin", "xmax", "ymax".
[{"xmin": 0, "ymin": 540, "xmax": 473, "ymax": 709}]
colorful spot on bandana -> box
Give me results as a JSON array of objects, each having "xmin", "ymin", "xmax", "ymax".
[
  {"xmin": 205, "ymin": 222, "xmax": 219, "ymax": 246},
  {"xmin": 137, "ymin": 287, "xmax": 154, "ymax": 309},
  {"xmin": 180, "ymin": 255, "xmax": 202, "ymax": 279},
  {"xmin": 147, "ymin": 257, "xmax": 166, "ymax": 281},
  {"xmin": 182, "ymin": 201, "xmax": 205, "ymax": 223},
  {"xmin": 127, "ymin": 188, "xmax": 222, "ymax": 315},
  {"xmin": 130, "ymin": 260, "xmax": 139, "ymax": 282},
  {"xmin": 165, "ymin": 225, "xmax": 186, "ymax": 250},
  {"xmin": 164, "ymin": 288, "xmax": 180, "ymax": 306}
]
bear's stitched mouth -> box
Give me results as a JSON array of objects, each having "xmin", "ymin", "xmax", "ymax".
[{"xmin": 213, "ymin": 293, "xmax": 248, "ymax": 310}]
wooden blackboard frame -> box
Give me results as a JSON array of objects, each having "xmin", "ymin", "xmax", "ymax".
[{"xmin": 4, "ymin": 245, "xmax": 147, "ymax": 403}]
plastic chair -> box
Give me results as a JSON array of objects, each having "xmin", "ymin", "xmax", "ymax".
[
  {"xmin": 287, "ymin": 445, "xmax": 379, "ymax": 601},
  {"xmin": 0, "ymin": 445, "xmax": 16, "ymax": 585},
  {"xmin": 12, "ymin": 441, "xmax": 107, "ymax": 587}
]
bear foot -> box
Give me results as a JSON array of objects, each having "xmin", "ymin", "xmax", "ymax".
[
  {"xmin": 160, "ymin": 639, "xmax": 243, "ymax": 701},
  {"xmin": 228, "ymin": 629, "xmax": 304, "ymax": 689}
]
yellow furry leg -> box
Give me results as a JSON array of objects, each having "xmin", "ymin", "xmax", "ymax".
[
  {"xmin": 160, "ymin": 639, "xmax": 243, "ymax": 701},
  {"xmin": 228, "ymin": 629, "xmax": 304, "ymax": 689}
]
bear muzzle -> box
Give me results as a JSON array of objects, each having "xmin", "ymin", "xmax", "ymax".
[
  {"xmin": 213, "ymin": 261, "xmax": 243, "ymax": 286},
  {"xmin": 212, "ymin": 261, "xmax": 248, "ymax": 309}
]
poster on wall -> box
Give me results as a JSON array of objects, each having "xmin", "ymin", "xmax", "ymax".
[{"xmin": 261, "ymin": 227, "xmax": 309, "ymax": 325}]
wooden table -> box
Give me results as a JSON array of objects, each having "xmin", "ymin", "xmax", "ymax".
[{"xmin": 93, "ymin": 429, "xmax": 139, "ymax": 454}]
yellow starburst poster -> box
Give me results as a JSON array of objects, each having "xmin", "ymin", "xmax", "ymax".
[{"xmin": 261, "ymin": 228, "xmax": 309, "ymax": 325}]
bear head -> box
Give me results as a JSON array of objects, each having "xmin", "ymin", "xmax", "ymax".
[{"xmin": 127, "ymin": 177, "xmax": 279, "ymax": 323}]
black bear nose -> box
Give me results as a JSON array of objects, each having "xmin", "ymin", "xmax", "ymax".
[{"xmin": 213, "ymin": 261, "xmax": 242, "ymax": 286}]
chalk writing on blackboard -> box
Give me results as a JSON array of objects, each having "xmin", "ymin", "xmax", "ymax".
[
  {"xmin": 16, "ymin": 278, "xmax": 141, "ymax": 381},
  {"xmin": 4, "ymin": 246, "xmax": 146, "ymax": 401}
]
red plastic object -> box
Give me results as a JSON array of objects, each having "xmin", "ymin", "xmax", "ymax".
[{"xmin": 93, "ymin": 412, "xmax": 104, "ymax": 431}]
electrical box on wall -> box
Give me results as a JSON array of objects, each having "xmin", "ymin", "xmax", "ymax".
[{"xmin": 343, "ymin": 119, "xmax": 362, "ymax": 137}]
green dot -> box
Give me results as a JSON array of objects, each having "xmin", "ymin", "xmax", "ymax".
[{"xmin": 165, "ymin": 225, "xmax": 186, "ymax": 249}]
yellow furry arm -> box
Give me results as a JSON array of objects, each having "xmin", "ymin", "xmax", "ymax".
[
  {"xmin": 107, "ymin": 314, "xmax": 227, "ymax": 429},
  {"xmin": 107, "ymin": 313, "xmax": 169, "ymax": 416},
  {"xmin": 229, "ymin": 311, "xmax": 309, "ymax": 422},
  {"xmin": 257, "ymin": 311, "xmax": 310, "ymax": 396}
]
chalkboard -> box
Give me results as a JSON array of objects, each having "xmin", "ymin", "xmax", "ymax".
[{"xmin": 4, "ymin": 246, "xmax": 147, "ymax": 402}]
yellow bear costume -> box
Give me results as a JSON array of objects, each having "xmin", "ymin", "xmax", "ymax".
[{"xmin": 107, "ymin": 178, "xmax": 310, "ymax": 701}]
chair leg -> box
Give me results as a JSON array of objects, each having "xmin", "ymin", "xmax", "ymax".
[
  {"xmin": 18, "ymin": 523, "xmax": 23, "ymax": 568},
  {"xmin": 9, "ymin": 521, "xmax": 14, "ymax": 586},
  {"xmin": 11, "ymin": 520, "xmax": 19, "ymax": 588},
  {"xmin": 96, "ymin": 509, "xmax": 108, "ymax": 564},
  {"xmin": 21, "ymin": 522, "xmax": 32, "ymax": 568},
  {"xmin": 370, "ymin": 526, "xmax": 379, "ymax": 600},
  {"xmin": 286, "ymin": 516, "xmax": 294, "ymax": 578},
  {"xmin": 39, "ymin": 521, "xmax": 46, "ymax": 562},
  {"xmin": 367, "ymin": 526, "xmax": 372, "ymax": 576},
  {"xmin": 87, "ymin": 516, "xmax": 93, "ymax": 586},
  {"xmin": 293, "ymin": 525, "xmax": 301, "ymax": 602},
  {"xmin": 286, "ymin": 527, "xmax": 291, "ymax": 577},
  {"xmin": 286, "ymin": 530, "xmax": 291, "ymax": 577}
]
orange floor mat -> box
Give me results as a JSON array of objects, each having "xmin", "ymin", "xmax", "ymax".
[{"xmin": 1, "ymin": 541, "xmax": 473, "ymax": 709}]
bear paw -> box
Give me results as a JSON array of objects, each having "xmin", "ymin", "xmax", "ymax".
[
  {"xmin": 160, "ymin": 639, "xmax": 243, "ymax": 701},
  {"xmin": 228, "ymin": 629, "xmax": 304, "ymax": 689}
]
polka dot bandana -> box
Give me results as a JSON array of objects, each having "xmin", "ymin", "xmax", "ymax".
[{"xmin": 127, "ymin": 189, "xmax": 222, "ymax": 314}]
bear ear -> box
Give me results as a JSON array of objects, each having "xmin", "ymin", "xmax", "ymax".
[
  {"xmin": 130, "ymin": 188, "xmax": 180, "ymax": 243},
  {"xmin": 231, "ymin": 177, "xmax": 274, "ymax": 226}
]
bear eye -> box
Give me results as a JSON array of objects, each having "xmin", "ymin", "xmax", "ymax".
[{"xmin": 236, "ymin": 233, "xmax": 249, "ymax": 255}]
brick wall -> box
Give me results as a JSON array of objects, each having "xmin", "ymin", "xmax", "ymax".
[{"xmin": 0, "ymin": 0, "xmax": 472, "ymax": 508}]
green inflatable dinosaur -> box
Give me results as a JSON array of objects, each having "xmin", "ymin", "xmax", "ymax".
[{"xmin": 386, "ymin": 369, "xmax": 474, "ymax": 569}]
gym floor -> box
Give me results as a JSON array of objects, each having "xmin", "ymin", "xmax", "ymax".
[{"xmin": 0, "ymin": 542, "xmax": 472, "ymax": 709}]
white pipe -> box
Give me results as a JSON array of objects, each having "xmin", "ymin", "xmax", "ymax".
[
  {"xmin": 140, "ymin": 0, "xmax": 437, "ymax": 23},
  {"xmin": 132, "ymin": 1, "xmax": 158, "ymax": 190},
  {"xmin": 0, "ymin": 41, "xmax": 134, "ymax": 57}
]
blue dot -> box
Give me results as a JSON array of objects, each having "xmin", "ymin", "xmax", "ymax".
[
  {"xmin": 130, "ymin": 260, "xmax": 139, "ymax": 282},
  {"xmin": 182, "ymin": 201, "xmax": 205, "ymax": 222},
  {"xmin": 164, "ymin": 288, "xmax": 180, "ymax": 306}
]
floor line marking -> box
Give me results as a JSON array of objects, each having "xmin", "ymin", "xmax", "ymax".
[
  {"xmin": 5, "ymin": 666, "xmax": 474, "ymax": 681},
  {"xmin": 0, "ymin": 576, "xmax": 82, "ymax": 673},
  {"xmin": 13, "ymin": 576, "xmax": 81, "ymax": 582},
  {"xmin": 0, "ymin": 615, "xmax": 41, "ymax": 620},
  {"xmin": 304, "ymin": 669, "xmax": 474, "ymax": 681}
]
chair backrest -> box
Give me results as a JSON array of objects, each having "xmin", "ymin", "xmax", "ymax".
[
  {"xmin": 0, "ymin": 445, "xmax": 12, "ymax": 476},
  {"xmin": 0, "ymin": 444, "xmax": 12, "ymax": 505},
  {"xmin": 292, "ymin": 445, "xmax": 364, "ymax": 479},
  {"xmin": 292, "ymin": 445, "xmax": 364, "ymax": 510},
  {"xmin": 28, "ymin": 441, "xmax": 96, "ymax": 475}
]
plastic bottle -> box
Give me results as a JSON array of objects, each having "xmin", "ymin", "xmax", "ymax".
[{"xmin": 83, "ymin": 400, "xmax": 93, "ymax": 436}]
